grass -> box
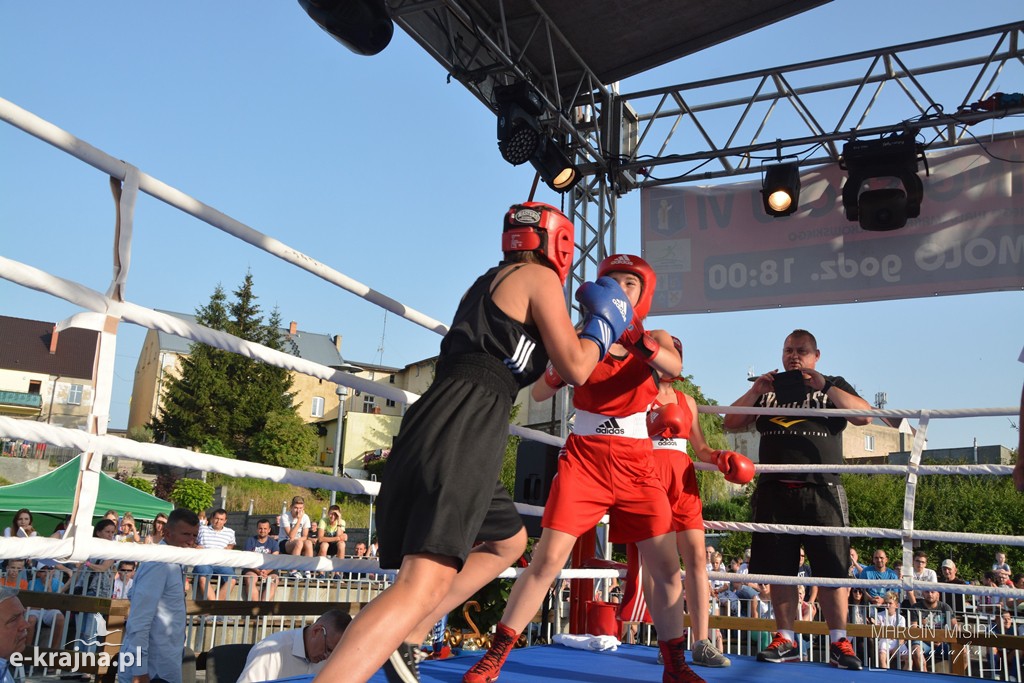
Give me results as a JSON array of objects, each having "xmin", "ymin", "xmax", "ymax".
[{"xmin": 208, "ymin": 472, "xmax": 373, "ymax": 527}]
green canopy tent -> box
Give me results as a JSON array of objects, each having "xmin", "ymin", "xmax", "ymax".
[{"xmin": 0, "ymin": 456, "xmax": 172, "ymax": 536}]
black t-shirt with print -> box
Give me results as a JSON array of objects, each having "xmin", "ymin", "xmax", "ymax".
[{"xmin": 754, "ymin": 374, "xmax": 860, "ymax": 485}]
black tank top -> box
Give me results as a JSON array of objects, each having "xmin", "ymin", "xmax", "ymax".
[{"xmin": 440, "ymin": 263, "xmax": 549, "ymax": 390}]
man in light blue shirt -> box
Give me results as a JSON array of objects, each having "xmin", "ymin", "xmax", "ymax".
[
  {"xmin": 0, "ymin": 587, "xmax": 30, "ymax": 683},
  {"xmin": 117, "ymin": 509, "xmax": 200, "ymax": 683},
  {"xmin": 856, "ymin": 548, "xmax": 900, "ymax": 605}
]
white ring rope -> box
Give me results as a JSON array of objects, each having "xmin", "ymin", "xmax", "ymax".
[
  {"xmin": 0, "ymin": 96, "xmax": 450, "ymax": 338},
  {"xmin": 1, "ymin": 96, "xmax": 1019, "ymax": 606}
]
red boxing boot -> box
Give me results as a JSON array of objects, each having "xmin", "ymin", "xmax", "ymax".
[
  {"xmin": 463, "ymin": 623, "xmax": 519, "ymax": 683},
  {"xmin": 658, "ymin": 636, "xmax": 706, "ymax": 683}
]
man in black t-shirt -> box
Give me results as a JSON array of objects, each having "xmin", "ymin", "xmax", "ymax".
[{"xmin": 725, "ymin": 328, "xmax": 872, "ymax": 670}]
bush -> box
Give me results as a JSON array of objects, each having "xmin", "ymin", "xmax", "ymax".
[
  {"xmin": 123, "ymin": 477, "xmax": 154, "ymax": 495},
  {"xmin": 170, "ymin": 478, "xmax": 215, "ymax": 513},
  {"xmin": 363, "ymin": 449, "xmax": 389, "ymax": 480},
  {"xmin": 126, "ymin": 425, "xmax": 155, "ymax": 443}
]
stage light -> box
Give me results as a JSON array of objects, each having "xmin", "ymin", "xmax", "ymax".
[
  {"xmin": 530, "ymin": 137, "xmax": 581, "ymax": 193},
  {"xmin": 761, "ymin": 162, "xmax": 801, "ymax": 217},
  {"xmin": 297, "ymin": 0, "xmax": 394, "ymax": 56},
  {"xmin": 495, "ymin": 83, "xmax": 545, "ymax": 166},
  {"xmin": 841, "ymin": 132, "xmax": 925, "ymax": 231}
]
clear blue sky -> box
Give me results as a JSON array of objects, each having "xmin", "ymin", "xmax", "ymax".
[{"xmin": 1, "ymin": 2, "xmax": 1021, "ymax": 450}]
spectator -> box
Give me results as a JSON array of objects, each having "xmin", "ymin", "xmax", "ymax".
[
  {"xmin": 278, "ymin": 496, "xmax": 314, "ymax": 564},
  {"xmin": 0, "ymin": 587, "xmax": 31, "ymax": 679},
  {"xmin": 28, "ymin": 564, "xmax": 68, "ymax": 650},
  {"xmin": 193, "ymin": 509, "xmax": 237, "ymax": 600},
  {"xmin": 103, "ymin": 510, "xmax": 119, "ymax": 524},
  {"xmin": 906, "ymin": 551, "xmax": 938, "ymax": 606},
  {"xmin": 724, "ymin": 328, "xmax": 871, "ymax": 669},
  {"xmin": 3, "ymin": 509, "xmax": 36, "ymax": 538},
  {"xmin": 993, "ymin": 551, "xmax": 1011, "ymax": 574},
  {"xmin": 990, "ymin": 609, "xmax": 1023, "ymax": 677},
  {"xmin": 752, "ymin": 583, "xmax": 775, "ymax": 650},
  {"xmin": 873, "ymin": 591, "xmax": 908, "ymax": 670},
  {"xmin": 1, "ymin": 560, "xmax": 28, "ymax": 590},
  {"xmin": 797, "ymin": 547, "xmax": 818, "ymax": 605},
  {"xmin": 144, "ymin": 513, "xmax": 168, "ymax": 545},
  {"xmin": 938, "ymin": 559, "xmax": 968, "ymax": 614},
  {"xmin": 368, "ymin": 536, "xmax": 378, "ymax": 558},
  {"xmin": 979, "ymin": 570, "xmax": 1006, "ymax": 614},
  {"xmin": 236, "ymin": 609, "xmax": 352, "ymax": 683},
  {"xmin": 112, "ymin": 562, "xmax": 137, "ymax": 599},
  {"xmin": 857, "ymin": 549, "xmax": 900, "ymax": 605},
  {"xmin": 242, "ymin": 519, "xmax": 279, "ymax": 601},
  {"xmin": 117, "ymin": 508, "xmax": 200, "ymax": 683},
  {"xmin": 316, "ymin": 506, "xmax": 346, "ymax": 559},
  {"xmin": 849, "ymin": 548, "xmax": 866, "ymax": 577},
  {"xmin": 116, "ymin": 513, "xmax": 141, "ymax": 543},
  {"xmin": 906, "ymin": 589, "xmax": 957, "ymax": 671},
  {"xmin": 73, "ymin": 519, "xmax": 118, "ymax": 652}
]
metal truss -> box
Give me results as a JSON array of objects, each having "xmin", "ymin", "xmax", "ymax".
[{"xmin": 616, "ymin": 21, "xmax": 1024, "ymax": 188}]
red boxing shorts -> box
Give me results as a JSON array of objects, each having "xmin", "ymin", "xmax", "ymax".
[
  {"xmin": 541, "ymin": 433, "xmax": 673, "ymax": 543},
  {"xmin": 652, "ymin": 440, "xmax": 704, "ymax": 532}
]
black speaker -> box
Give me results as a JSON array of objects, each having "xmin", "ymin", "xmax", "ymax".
[{"xmin": 514, "ymin": 440, "xmax": 560, "ymax": 536}]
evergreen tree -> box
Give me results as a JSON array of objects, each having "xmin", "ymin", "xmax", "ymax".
[{"xmin": 151, "ymin": 272, "xmax": 297, "ymax": 462}]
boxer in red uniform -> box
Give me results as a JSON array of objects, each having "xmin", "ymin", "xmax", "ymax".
[
  {"xmin": 313, "ymin": 204, "xmax": 634, "ymax": 683},
  {"xmin": 618, "ymin": 336, "xmax": 754, "ymax": 668},
  {"xmin": 464, "ymin": 254, "xmax": 700, "ymax": 683}
]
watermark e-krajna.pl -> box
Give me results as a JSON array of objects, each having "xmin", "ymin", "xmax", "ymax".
[{"xmin": 9, "ymin": 646, "xmax": 143, "ymax": 671}]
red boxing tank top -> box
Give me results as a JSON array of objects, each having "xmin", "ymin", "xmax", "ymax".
[
  {"xmin": 574, "ymin": 350, "xmax": 658, "ymax": 415},
  {"xmin": 651, "ymin": 388, "xmax": 694, "ymax": 441}
]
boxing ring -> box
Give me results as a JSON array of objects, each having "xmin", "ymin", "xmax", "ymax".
[{"xmin": 1, "ymin": 96, "xmax": 1022, "ymax": 681}]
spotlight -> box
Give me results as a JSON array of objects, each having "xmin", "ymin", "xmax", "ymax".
[
  {"xmin": 841, "ymin": 133, "xmax": 925, "ymax": 231},
  {"xmin": 530, "ymin": 137, "xmax": 581, "ymax": 193},
  {"xmin": 297, "ymin": 0, "xmax": 394, "ymax": 56},
  {"xmin": 495, "ymin": 83, "xmax": 545, "ymax": 166},
  {"xmin": 761, "ymin": 162, "xmax": 801, "ymax": 217}
]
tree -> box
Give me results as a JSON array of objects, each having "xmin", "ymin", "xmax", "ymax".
[
  {"xmin": 675, "ymin": 375, "xmax": 734, "ymax": 505},
  {"xmin": 250, "ymin": 409, "xmax": 319, "ymax": 469},
  {"xmin": 498, "ymin": 403, "xmax": 522, "ymax": 496},
  {"xmin": 170, "ymin": 478, "xmax": 214, "ymax": 513},
  {"xmin": 151, "ymin": 272, "xmax": 297, "ymax": 462}
]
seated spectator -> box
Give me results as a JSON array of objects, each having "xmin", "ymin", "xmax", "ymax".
[
  {"xmin": 906, "ymin": 589, "xmax": 957, "ymax": 671},
  {"xmin": 28, "ymin": 564, "xmax": 69, "ymax": 649},
  {"xmin": 903, "ymin": 551, "xmax": 938, "ymax": 607},
  {"xmin": 316, "ymin": 506, "xmax": 347, "ymax": 559},
  {"xmin": 990, "ymin": 609, "xmax": 1023, "ymax": 676},
  {"xmin": 2, "ymin": 558, "xmax": 29, "ymax": 589},
  {"xmin": 752, "ymin": 583, "xmax": 775, "ymax": 650},
  {"xmin": 116, "ymin": 512, "xmax": 141, "ymax": 543},
  {"xmin": 236, "ymin": 609, "xmax": 352, "ymax": 683},
  {"xmin": 278, "ymin": 497, "xmax": 314, "ymax": 566},
  {"xmin": 938, "ymin": 559, "xmax": 968, "ymax": 613},
  {"xmin": 242, "ymin": 519, "xmax": 279, "ymax": 601},
  {"xmin": 73, "ymin": 519, "xmax": 118, "ymax": 652},
  {"xmin": 112, "ymin": 561, "xmax": 137, "ymax": 599},
  {"xmin": 849, "ymin": 547, "xmax": 866, "ymax": 577},
  {"xmin": 103, "ymin": 510, "xmax": 119, "ymax": 524},
  {"xmin": 144, "ymin": 513, "xmax": 168, "ymax": 545},
  {"xmin": 858, "ymin": 549, "xmax": 900, "ymax": 605},
  {"xmin": 993, "ymin": 551, "xmax": 1011, "ymax": 574},
  {"xmin": 797, "ymin": 546, "xmax": 818, "ymax": 606},
  {"xmin": 193, "ymin": 509, "xmax": 237, "ymax": 600},
  {"xmin": 979, "ymin": 570, "xmax": 1006, "ymax": 614},
  {"xmin": 4, "ymin": 508, "xmax": 37, "ymax": 538},
  {"xmin": 873, "ymin": 591, "xmax": 908, "ymax": 670}
]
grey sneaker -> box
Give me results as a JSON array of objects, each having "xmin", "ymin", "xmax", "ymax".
[{"xmin": 692, "ymin": 638, "xmax": 731, "ymax": 667}]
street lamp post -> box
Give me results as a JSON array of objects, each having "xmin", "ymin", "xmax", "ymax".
[{"xmin": 330, "ymin": 385, "xmax": 348, "ymax": 506}]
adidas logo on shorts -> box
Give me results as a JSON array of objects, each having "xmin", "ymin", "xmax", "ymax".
[{"xmin": 595, "ymin": 418, "xmax": 626, "ymax": 435}]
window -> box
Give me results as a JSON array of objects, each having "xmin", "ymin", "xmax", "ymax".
[
  {"xmin": 311, "ymin": 396, "xmax": 325, "ymax": 418},
  {"xmin": 864, "ymin": 435, "xmax": 875, "ymax": 452},
  {"xmin": 363, "ymin": 395, "xmax": 377, "ymax": 413},
  {"xmin": 388, "ymin": 375, "xmax": 395, "ymax": 384},
  {"xmin": 386, "ymin": 398, "xmax": 396, "ymax": 408},
  {"xmin": 28, "ymin": 380, "xmax": 41, "ymax": 394},
  {"xmin": 67, "ymin": 384, "xmax": 83, "ymax": 405}
]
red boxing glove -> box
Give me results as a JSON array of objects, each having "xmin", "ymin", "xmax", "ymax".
[
  {"xmin": 647, "ymin": 402, "xmax": 687, "ymax": 438},
  {"xmin": 618, "ymin": 314, "xmax": 661, "ymax": 364},
  {"xmin": 714, "ymin": 450, "xmax": 755, "ymax": 485},
  {"xmin": 543, "ymin": 362, "xmax": 567, "ymax": 389}
]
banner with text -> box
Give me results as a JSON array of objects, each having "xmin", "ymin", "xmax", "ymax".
[{"xmin": 641, "ymin": 138, "xmax": 1024, "ymax": 315}]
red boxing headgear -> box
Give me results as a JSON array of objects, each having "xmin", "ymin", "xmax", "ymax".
[
  {"xmin": 502, "ymin": 202, "xmax": 575, "ymax": 284},
  {"xmin": 661, "ymin": 335, "xmax": 684, "ymax": 383},
  {"xmin": 597, "ymin": 253, "xmax": 657, "ymax": 319}
]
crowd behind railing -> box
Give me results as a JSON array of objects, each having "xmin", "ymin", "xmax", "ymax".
[{"xmin": 4, "ymin": 503, "xmax": 1023, "ymax": 681}]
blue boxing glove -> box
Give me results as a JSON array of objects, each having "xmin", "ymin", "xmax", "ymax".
[{"xmin": 575, "ymin": 276, "xmax": 634, "ymax": 358}]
